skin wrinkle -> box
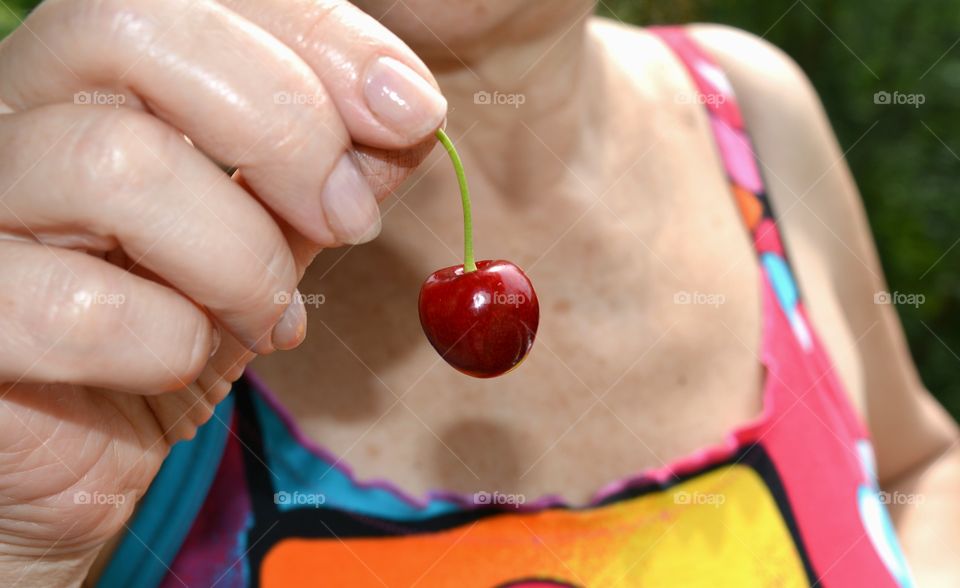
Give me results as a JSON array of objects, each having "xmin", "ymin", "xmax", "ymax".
[{"xmin": 354, "ymin": 139, "xmax": 435, "ymax": 200}]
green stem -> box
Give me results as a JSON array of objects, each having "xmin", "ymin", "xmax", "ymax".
[{"xmin": 435, "ymin": 128, "xmax": 477, "ymax": 273}]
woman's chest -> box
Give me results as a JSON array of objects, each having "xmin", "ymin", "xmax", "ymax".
[
  {"xmin": 253, "ymin": 66, "xmax": 867, "ymax": 502},
  {"xmin": 251, "ymin": 153, "xmax": 800, "ymax": 503}
]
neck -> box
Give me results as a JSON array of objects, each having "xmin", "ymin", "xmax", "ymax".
[{"xmin": 428, "ymin": 8, "xmax": 597, "ymax": 195}]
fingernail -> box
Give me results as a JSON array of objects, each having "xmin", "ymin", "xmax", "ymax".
[
  {"xmin": 320, "ymin": 153, "xmax": 381, "ymax": 245},
  {"xmin": 271, "ymin": 290, "xmax": 307, "ymax": 350},
  {"xmin": 364, "ymin": 56, "xmax": 447, "ymax": 141},
  {"xmin": 209, "ymin": 325, "xmax": 221, "ymax": 358}
]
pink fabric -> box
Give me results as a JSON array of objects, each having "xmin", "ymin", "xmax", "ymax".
[
  {"xmin": 754, "ymin": 274, "xmax": 889, "ymax": 587},
  {"xmin": 754, "ymin": 218, "xmax": 786, "ymax": 256},
  {"xmin": 711, "ymin": 118, "xmax": 765, "ymax": 193},
  {"xmin": 653, "ymin": 26, "xmax": 745, "ymax": 128},
  {"xmin": 653, "ymin": 25, "xmax": 903, "ymax": 587}
]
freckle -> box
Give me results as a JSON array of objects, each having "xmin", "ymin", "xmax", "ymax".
[
  {"xmin": 553, "ymin": 298, "xmax": 572, "ymax": 314},
  {"xmin": 365, "ymin": 444, "xmax": 380, "ymax": 458}
]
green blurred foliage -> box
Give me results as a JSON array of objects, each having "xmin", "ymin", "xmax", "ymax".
[
  {"xmin": 0, "ymin": 1, "xmax": 31, "ymax": 35},
  {"xmin": 3, "ymin": 1, "xmax": 959, "ymax": 416}
]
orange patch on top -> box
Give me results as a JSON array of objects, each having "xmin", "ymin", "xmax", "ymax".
[
  {"xmin": 259, "ymin": 466, "xmax": 808, "ymax": 588},
  {"xmin": 732, "ymin": 184, "xmax": 763, "ymax": 230}
]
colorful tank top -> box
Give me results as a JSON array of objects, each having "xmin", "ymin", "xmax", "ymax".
[{"xmin": 97, "ymin": 26, "xmax": 914, "ymax": 588}]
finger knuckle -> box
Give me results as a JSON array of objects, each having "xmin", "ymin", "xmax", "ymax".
[
  {"xmin": 14, "ymin": 260, "xmax": 207, "ymax": 390},
  {"xmin": 22, "ymin": 262, "xmax": 124, "ymax": 352},
  {"xmin": 260, "ymin": 108, "xmax": 335, "ymax": 167},
  {"xmin": 231, "ymin": 238, "xmax": 297, "ymax": 330},
  {"xmin": 155, "ymin": 316, "xmax": 210, "ymax": 392},
  {"xmin": 298, "ymin": 1, "xmax": 345, "ymax": 48},
  {"xmin": 67, "ymin": 0, "xmax": 170, "ymax": 47},
  {"xmin": 69, "ymin": 109, "xmax": 179, "ymax": 199}
]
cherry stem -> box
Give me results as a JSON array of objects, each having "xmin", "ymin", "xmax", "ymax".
[{"xmin": 435, "ymin": 128, "xmax": 477, "ymax": 273}]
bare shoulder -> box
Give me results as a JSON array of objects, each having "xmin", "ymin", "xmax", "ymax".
[
  {"xmin": 591, "ymin": 18, "xmax": 957, "ymax": 479},
  {"xmin": 589, "ymin": 19, "xmax": 816, "ymax": 105},
  {"xmin": 589, "ymin": 18, "xmax": 957, "ymax": 480},
  {"xmin": 597, "ymin": 19, "xmax": 872, "ymax": 378},
  {"xmin": 682, "ymin": 26, "xmax": 895, "ymax": 302},
  {"xmin": 689, "ymin": 24, "xmax": 959, "ymax": 480},
  {"xmin": 587, "ymin": 17, "xmax": 659, "ymax": 51},
  {"xmin": 585, "ymin": 17, "xmax": 688, "ymax": 91},
  {"xmin": 686, "ymin": 24, "xmax": 817, "ymax": 101},
  {"xmin": 685, "ymin": 24, "xmax": 848, "ymax": 238}
]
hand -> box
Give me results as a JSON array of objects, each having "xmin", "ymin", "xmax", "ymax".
[{"xmin": 0, "ymin": 0, "xmax": 446, "ymax": 583}]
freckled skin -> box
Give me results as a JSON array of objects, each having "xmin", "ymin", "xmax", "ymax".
[{"xmin": 419, "ymin": 260, "xmax": 539, "ymax": 378}]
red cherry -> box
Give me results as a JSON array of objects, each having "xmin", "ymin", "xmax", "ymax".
[
  {"xmin": 423, "ymin": 128, "xmax": 540, "ymax": 377},
  {"xmin": 419, "ymin": 260, "xmax": 539, "ymax": 378}
]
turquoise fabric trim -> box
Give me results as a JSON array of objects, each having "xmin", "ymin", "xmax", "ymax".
[
  {"xmin": 250, "ymin": 392, "xmax": 463, "ymax": 521},
  {"xmin": 96, "ymin": 394, "xmax": 235, "ymax": 588},
  {"xmin": 761, "ymin": 252, "xmax": 799, "ymax": 312},
  {"xmin": 857, "ymin": 485, "xmax": 916, "ymax": 588}
]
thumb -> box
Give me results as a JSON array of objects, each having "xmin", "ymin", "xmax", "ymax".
[{"xmin": 234, "ymin": 135, "xmax": 438, "ymax": 277}]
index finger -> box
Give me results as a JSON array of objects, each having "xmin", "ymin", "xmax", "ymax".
[
  {"xmin": 219, "ymin": 0, "xmax": 447, "ymax": 149},
  {"xmin": 0, "ymin": 0, "xmax": 445, "ymax": 247}
]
